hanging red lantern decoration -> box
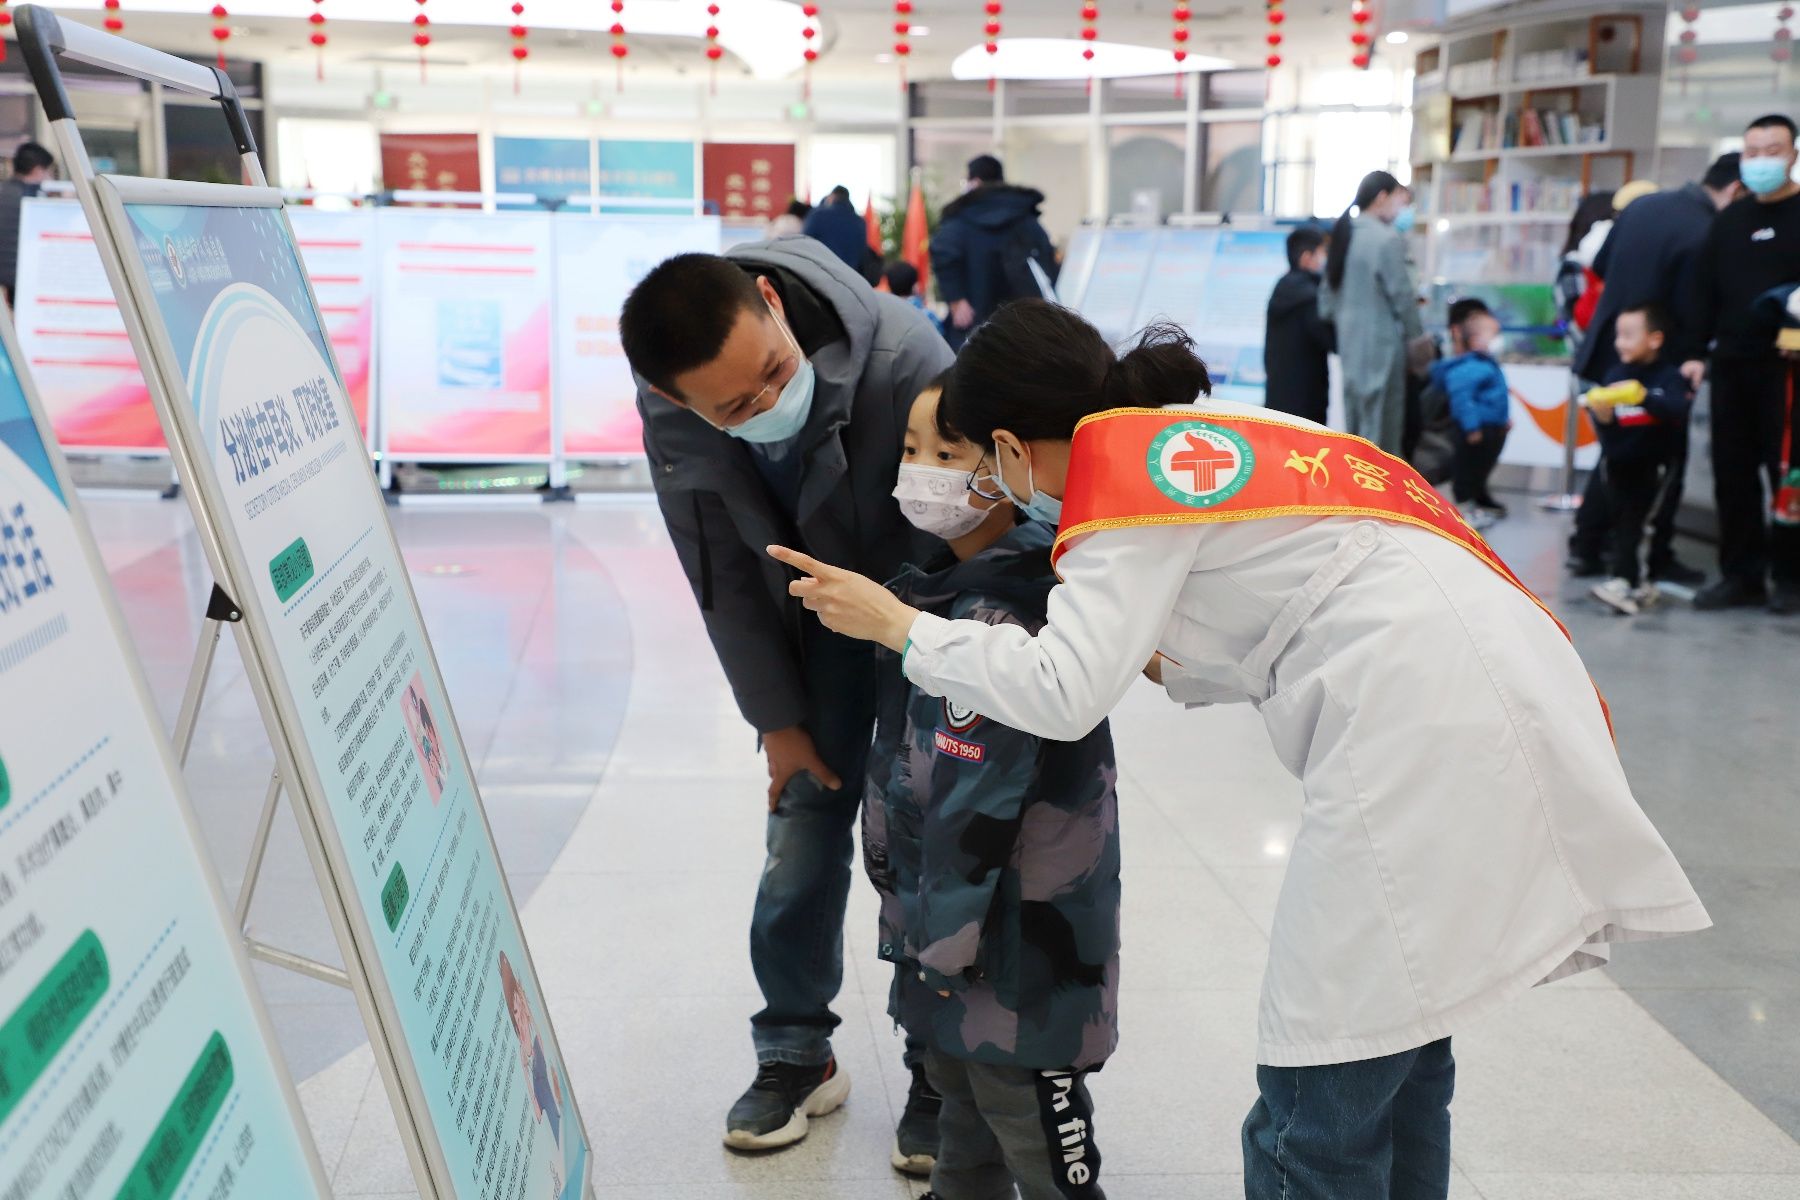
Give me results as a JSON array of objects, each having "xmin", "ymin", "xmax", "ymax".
[
  {"xmin": 0, "ymin": 1, "xmax": 10, "ymax": 62},
  {"xmin": 1264, "ymin": 0, "xmax": 1283, "ymax": 70},
  {"xmin": 801, "ymin": 3, "xmax": 818, "ymax": 100},
  {"xmin": 210, "ymin": 4, "xmax": 231, "ymax": 69},
  {"xmin": 984, "ymin": 1, "xmax": 1002, "ymax": 92},
  {"xmin": 1349, "ymin": 0, "xmax": 1371, "ymax": 68},
  {"xmin": 102, "ymin": 0, "xmax": 123, "ymax": 34},
  {"xmin": 893, "ymin": 0, "xmax": 911, "ymax": 92},
  {"xmin": 1171, "ymin": 2, "xmax": 1189, "ymax": 96},
  {"xmin": 509, "ymin": 0, "xmax": 528, "ymax": 94},
  {"xmin": 1080, "ymin": 1, "xmax": 1098, "ymax": 94},
  {"xmin": 308, "ymin": 0, "xmax": 326, "ymax": 81},
  {"xmin": 411, "ymin": 0, "xmax": 430, "ymax": 82},
  {"xmin": 703, "ymin": 2, "xmax": 723, "ymax": 95},
  {"xmin": 1773, "ymin": 4, "xmax": 1794, "ymax": 82},
  {"xmin": 1674, "ymin": 4, "xmax": 1700, "ymax": 90},
  {"xmin": 610, "ymin": 0, "xmax": 628, "ymax": 91}
]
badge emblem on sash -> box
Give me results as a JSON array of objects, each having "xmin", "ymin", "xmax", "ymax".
[{"xmin": 1147, "ymin": 421, "xmax": 1255, "ymax": 508}]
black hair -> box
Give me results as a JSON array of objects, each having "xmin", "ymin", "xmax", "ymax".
[
  {"xmin": 12, "ymin": 142, "xmax": 52, "ymax": 176},
  {"xmin": 619, "ymin": 253, "xmax": 765, "ymax": 398},
  {"xmin": 1561, "ymin": 191, "xmax": 1615, "ymax": 256},
  {"xmin": 1447, "ymin": 297, "xmax": 1492, "ymax": 328},
  {"xmin": 1286, "ymin": 226, "xmax": 1327, "ymax": 271},
  {"xmin": 1326, "ymin": 170, "xmax": 1401, "ymax": 290},
  {"xmin": 1620, "ymin": 301, "xmax": 1671, "ymax": 337},
  {"xmin": 1703, "ymin": 152, "xmax": 1742, "ymax": 192},
  {"xmin": 827, "ymin": 185, "xmax": 852, "ymax": 204},
  {"xmin": 784, "ymin": 197, "xmax": 812, "ymax": 219},
  {"xmin": 884, "ymin": 259, "xmax": 919, "ymax": 298},
  {"xmin": 967, "ymin": 154, "xmax": 1004, "ymax": 184},
  {"xmin": 1748, "ymin": 113, "xmax": 1798, "ymax": 139},
  {"xmin": 937, "ymin": 301, "xmax": 1211, "ymax": 445}
]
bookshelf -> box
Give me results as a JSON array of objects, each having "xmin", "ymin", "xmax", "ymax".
[{"xmin": 1410, "ymin": 9, "xmax": 1666, "ymax": 294}]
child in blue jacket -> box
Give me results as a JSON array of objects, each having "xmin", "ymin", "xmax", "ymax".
[{"xmin": 1428, "ymin": 309, "xmax": 1513, "ymax": 525}]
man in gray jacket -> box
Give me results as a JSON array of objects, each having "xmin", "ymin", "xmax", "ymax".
[{"xmin": 620, "ymin": 238, "xmax": 954, "ymax": 1168}]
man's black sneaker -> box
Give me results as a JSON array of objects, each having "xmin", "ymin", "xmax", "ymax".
[
  {"xmin": 723, "ymin": 1058, "xmax": 851, "ymax": 1151},
  {"xmin": 1566, "ymin": 554, "xmax": 1607, "ymax": 578},
  {"xmin": 1652, "ymin": 558, "xmax": 1707, "ymax": 587},
  {"xmin": 1770, "ymin": 583, "xmax": 1800, "ymax": 615},
  {"xmin": 1693, "ymin": 577, "xmax": 1769, "ymax": 611},
  {"xmin": 891, "ymin": 1065, "xmax": 942, "ymax": 1176}
]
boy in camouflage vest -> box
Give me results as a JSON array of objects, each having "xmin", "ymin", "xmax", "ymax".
[{"xmin": 863, "ymin": 373, "xmax": 1121, "ymax": 1199}]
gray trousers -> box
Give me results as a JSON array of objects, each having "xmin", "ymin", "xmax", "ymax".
[
  {"xmin": 1344, "ymin": 354, "xmax": 1408, "ymax": 457},
  {"xmin": 924, "ymin": 1050, "xmax": 1106, "ymax": 1200}
]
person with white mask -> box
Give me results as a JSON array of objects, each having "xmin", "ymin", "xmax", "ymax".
[{"xmin": 620, "ymin": 242, "xmax": 954, "ymax": 1168}]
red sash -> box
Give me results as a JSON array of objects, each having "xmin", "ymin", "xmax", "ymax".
[{"xmin": 1053, "ymin": 408, "xmax": 1611, "ymax": 732}]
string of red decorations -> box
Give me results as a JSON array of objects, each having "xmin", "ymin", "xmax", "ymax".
[
  {"xmin": 211, "ymin": 3, "xmax": 230, "ymax": 69},
  {"xmin": 1265, "ymin": 0, "xmax": 1283, "ymax": 70},
  {"xmin": 309, "ymin": 0, "xmax": 326, "ymax": 81},
  {"xmin": 1349, "ymin": 0, "xmax": 1372, "ymax": 68},
  {"xmin": 984, "ymin": 1, "xmax": 1002, "ymax": 92},
  {"xmin": 102, "ymin": 0, "xmax": 123, "ymax": 33},
  {"xmin": 413, "ymin": 0, "xmax": 430, "ymax": 82},
  {"xmin": 0, "ymin": 0, "xmax": 10, "ymax": 62},
  {"xmin": 1172, "ymin": 2, "xmax": 1189, "ymax": 96},
  {"xmin": 894, "ymin": 0, "xmax": 911, "ymax": 91},
  {"xmin": 1774, "ymin": 4, "xmax": 1794, "ymax": 85},
  {"xmin": 801, "ymin": 3, "xmax": 818, "ymax": 100},
  {"xmin": 1080, "ymin": 1, "xmax": 1097, "ymax": 94},
  {"xmin": 1674, "ymin": 4, "xmax": 1699, "ymax": 91},
  {"xmin": 509, "ymin": 0, "xmax": 527, "ymax": 94},
  {"xmin": 610, "ymin": 0, "xmax": 627, "ymax": 91},
  {"xmin": 704, "ymin": 2, "xmax": 723, "ymax": 95}
]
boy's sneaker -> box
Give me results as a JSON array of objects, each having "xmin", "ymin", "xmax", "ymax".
[
  {"xmin": 1633, "ymin": 582, "xmax": 1662, "ymax": 611},
  {"xmin": 1592, "ymin": 577, "xmax": 1640, "ymax": 616},
  {"xmin": 891, "ymin": 1065, "xmax": 942, "ymax": 1176},
  {"xmin": 1459, "ymin": 503, "xmax": 1497, "ymax": 531},
  {"xmin": 724, "ymin": 1058, "xmax": 851, "ymax": 1151}
]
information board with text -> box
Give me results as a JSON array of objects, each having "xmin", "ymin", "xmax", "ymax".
[{"xmin": 288, "ymin": 207, "xmax": 376, "ymax": 445}]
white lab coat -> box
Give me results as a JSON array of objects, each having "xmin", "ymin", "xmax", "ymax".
[{"xmin": 902, "ymin": 402, "xmax": 1709, "ymax": 1068}]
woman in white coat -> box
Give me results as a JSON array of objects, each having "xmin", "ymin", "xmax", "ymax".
[{"xmin": 769, "ymin": 302, "xmax": 1709, "ymax": 1200}]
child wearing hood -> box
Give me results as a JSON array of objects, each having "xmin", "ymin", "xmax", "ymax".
[{"xmin": 864, "ymin": 371, "xmax": 1121, "ymax": 1200}]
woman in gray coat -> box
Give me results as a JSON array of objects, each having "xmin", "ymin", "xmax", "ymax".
[{"xmin": 1320, "ymin": 170, "xmax": 1422, "ymax": 454}]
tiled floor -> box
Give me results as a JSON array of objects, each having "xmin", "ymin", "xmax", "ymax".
[{"xmin": 85, "ymin": 488, "xmax": 1800, "ymax": 1198}]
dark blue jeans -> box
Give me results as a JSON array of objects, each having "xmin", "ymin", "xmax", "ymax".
[
  {"xmin": 1243, "ymin": 1038, "xmax": 1455, "ymax": 1200},
  {"xmin": 749, "ymin": 628, "xmax": 923, "ymax": 1071}
]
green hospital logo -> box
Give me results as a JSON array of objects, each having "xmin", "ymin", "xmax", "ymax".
[{"xmin": 1147, "ymin": 421, "xmax": 1255, "ymax": 508}]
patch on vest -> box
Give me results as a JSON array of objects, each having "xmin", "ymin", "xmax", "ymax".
[{"xmin": 933, "ymin": 729, "xmax": 986, "ymax": 764}]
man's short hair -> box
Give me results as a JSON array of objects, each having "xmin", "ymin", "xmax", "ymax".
[
  {"xmin": 1447, "ymin": 297, "xmax": 1492, "ymax": 329},
  {"xmin": 1748, "ymin": 113, "xmax": 1798, "ymax": 140},
  {"xmin": 1621, "ymin": 301, "xmax": 1671, "ymax": 337},
  {"xmin": 1285, "ymin": 227, "xmax": 1326, "ymax": 270},
  {"xmin": 883, "ymin": 260, "xmax": 919, "ymax": 298},
  {"xmin": 1703, "ymin": 152, "xmax": 1743, "ymax": 192},
  {"xmin": 827, "ymin": 185, "xmax": 851, "ymax": 204},
  {"xmin": 12, "ymin": 142, "xmax": 52, "ymax": 176},
  {"xmin": 619, "ymin": 253, "xmax": 765, "ymax": 398},
  {"xmin": 967, "ymin": 154, "xmax": 1004, "ymax": 184}
]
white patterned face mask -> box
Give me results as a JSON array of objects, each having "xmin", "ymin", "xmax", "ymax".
[{"xmin": 892, "ymin": 463, "xmax": 992, "ymax": 539}]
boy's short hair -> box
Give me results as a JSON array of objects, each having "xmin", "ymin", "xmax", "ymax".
[
  {"xmin": 1447, "ymin": 297, "xmax": 1492, "ymax": 329},
  {"xmin": 884, "ymin": 260, "xmax": 919, "ymax": 298},
  {"xmin": 619, "ymin": 253, "xmax": 764, "ymax": 398},
  {"xmin": 1621, "ymin": 302, "xmax": 1671, "ymax": 337},
  {"xmin": 1703, "ymin": 152, "xmax": 1743, "ymax": 191},
  {"xmin": 1285, "ymin": 227, "xmax": 1327, "ymax": 270}
]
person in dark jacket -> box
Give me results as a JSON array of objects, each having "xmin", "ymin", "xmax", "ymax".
[
  {"xmin": 802, "ymin": 185, "xmax": 881, "ymax": 282},
  {"xmin": 620, "ymin": 239, "xmax": 955, "ymax": 1164},
  {"xmin": 1586, "ymin": 304, "xmax": 1695, "ymax": 616},
  {"xmin": 1565, "ymin": 154, "xmax": 1742, "ymax": 583},
  {"xmin": 1263, "ymin": 227, "xmax": 1335, "ymax": 423},
  {"xmin": 866, "ymin": 375, "xmax": 1119, "ymax": 1199},
  {"xmin": 0, "ymin": 142, "xmax": 54, "ymax": 308},
  {"xmin": 929, "ymin": 154, "xmax": 1058, "ymax": 350}
]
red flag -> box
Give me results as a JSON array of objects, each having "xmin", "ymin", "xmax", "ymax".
[
  {"xmin": 864, "ymin": 198, "xmax": 882, "ymax": 256},
  {"xmin": 902, "ymin": 179, "xmax": 929, "ymax": 295}
]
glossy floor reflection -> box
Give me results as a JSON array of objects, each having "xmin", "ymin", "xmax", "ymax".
[{"xmin": 85, "ymin": 489, "xmax": 1800, "ymax": 1199}]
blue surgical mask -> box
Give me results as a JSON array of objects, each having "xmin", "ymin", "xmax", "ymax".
[
  {"xmin": 1392, "ymin": 205, "xmax": 1417, "ymax": 234},
  {"xmin": 992, "ymin": 442, "xmax": 1063, "ymax": 527},
  {"xmin": 1741, "ymin": 155, "xmax": 1794, "ymax": 197},
  {"xmin": 725, "ymin": 303, "xmax": 815, "ymax": 444}
]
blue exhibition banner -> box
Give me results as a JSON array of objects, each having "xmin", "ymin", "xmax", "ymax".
[
  {"xmin": 597, "ymin": 139, "xmax": 697, "ymax": 215},
  {"xmin": 494, "ymin": 136, "xmax": 593, "ymax": 208}
]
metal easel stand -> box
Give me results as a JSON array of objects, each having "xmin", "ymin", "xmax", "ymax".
[
  {"xmin": 173, "ymin": 583, "xmax": 350, "ymax": 990},
  {"xmin": 1538, "ymin": 369, "xmax": 1585, "ymax": 512}
]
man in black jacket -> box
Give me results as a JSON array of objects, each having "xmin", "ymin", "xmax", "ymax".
[
  {"xmin": 1683, "ymin": 114, "xmax": 1800, "ymax": 613},
  {"xmin": 1263, "ymin": 227, "xmax": 1335, "ymax": 423},
  {"xmin": 929, "ymin": 154, "xmax": 1057, "ymax": 350},
  {"xmin": 1565, "ymin": 152, "xmax": 1742, "ymax": 581},
  {"xmin": 621, "ymin": 239, "xmax": 954, "ymax": 1165}
]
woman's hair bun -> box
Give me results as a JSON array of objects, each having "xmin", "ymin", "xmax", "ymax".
[{"xmin": 1105, "ymin": 322, "xmax": 1213, "ymax": 410}]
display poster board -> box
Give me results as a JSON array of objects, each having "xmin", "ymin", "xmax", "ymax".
[
  {"xmin": 597, "ymin": 139, "xmax": 698, "ymax": 215},
  {"xmin": 1077, "ymin": 227, "xmax": 1158, "ymax": 346},
  {"xmin": 288, "ymin": 207, "xmax": 376, "ymax": 445},
  {"xmin": 94, "ymin": 179, "xmax": 590, "ymax": 1199},
  {"xmin": 378, "ymin": 134, "xmax": 481, "ymax": 204},
  {"xmin": 555, "ymin": 214, "xmax": 720, "ymax": 457},
  {"xmin": 1054, "ymin": 225, "xmax": 1102, "ymax": 310},
  {"xmin": 1128, "ymin": 226, "xmax": 1222, "ymax": 335},
  {"xmin": 702, "ymin": 141, "xmax": 795, "ymax": 222},
  {"xmin": 13, "ymin": 198, "xmax": 158, "ymax": 451},
  {"xmin": 1498, "ymin": 361, "xmax": 1599, "ymax": 469},
  {"xmin": 376, "ymin": 209, "xmax": 555, "ymax": 459},
  {"xmin": 0, "ymin": 315, "xmax": 329, "ymax": 1199},
  {"xmin": 495, "ymin": 137, "xmax": 592, "ymax": 209},
  {"xmin": 1184, "ymin": 229, "xmax": 1289, "ymax": 400}
]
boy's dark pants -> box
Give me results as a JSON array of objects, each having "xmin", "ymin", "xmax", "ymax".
[
  {"xmin": 1451, "ymin": 425, "xmax": 1508, "ymax": 505},
  {"xmin": 1604, "ymin": 454, "xmax": 1675, "ymax": 586},
  {"xmin": 925, "ymin": 1051, "xmax": 1105, "ymax": 1200}
]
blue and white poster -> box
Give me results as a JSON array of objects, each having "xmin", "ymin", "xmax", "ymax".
[
  {"xmin": 494, "ymin": 137, "xmax": 592, "ymax": 209},
  {"xmin": 0, "ymin": 321, "xmax": 328, "ymax": 1200},
  {"xmin": 597, "ymin": 139, "xmax": 697, "ymax": 215},
  {"xmin": 111, "ymin": 198, "xmax": 589, "ymax": 1200}
]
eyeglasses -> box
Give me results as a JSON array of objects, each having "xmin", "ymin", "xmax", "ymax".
[
  {"xmin": 969, "ymin": 455, "xmax": 1005, "ymax": 502},
  {"xmin": 723, "ymin": 352, "xmax": 798, "ymax": 425}
]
